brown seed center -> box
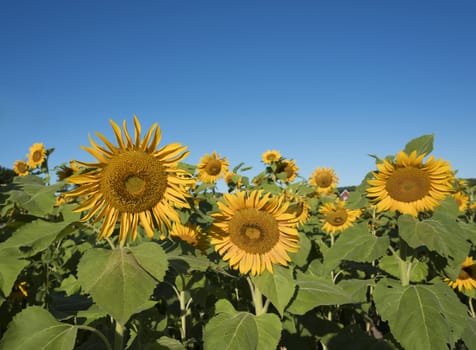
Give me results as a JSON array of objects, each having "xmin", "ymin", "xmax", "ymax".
[
  {"xmin": 206, "ymin": 159, "xmax": 222, "ymax": 176},
  {"xmin": 385, "ymin": 167, "xmax": 430, "ymax": 202}
]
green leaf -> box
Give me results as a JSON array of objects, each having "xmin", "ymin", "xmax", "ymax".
[
  {"xmin": 398, "ymin": 215, "xmax": 470, "ymax": 280},
  {"xmin": 403, "ymin": 134, "xmax": 434, "ymax": 156},
  {"xmin": 0, "ymin": 253, "xmax": 29, "ymax": 297},
  {"xmin": 323, "ymin": 222, "xmax": 389, "ymax": 273},
  {"xmin": 1, "ymin": 217, "xmax": 79, "ymax": 257},
  {"xmin": 255, "ymin": 313, "xmax": 282, "ymax": 350},
  {"xmin": 461, "ymin": 317, "xmax": 476, "ymax": 350},
  {"xmin": 77, "ymin": 243, "xmax": 168, "ymax": 325},
  {"xmin": 374, "ymin": 278, "xmax": 468, "ymax": 350},
  {"xmin": 203, "ymin": 299, "xmax": 282, "ymax": 350},
  {"xmin": 287, "ymin": 271, "xmax": 355, "ymax": 315},
  {"xmin": 252, "ymin": 265, "xmax": 296, "ymax": 317},
  {"xmin": 5, "ymin": 176, "xmax": 64, "ymax": 217},
  {"xmin": 289, "ymin": 231, "xmax": 311, "ymax": 267},
  {"xmin": 0, "ymin": 306, "xmax": 77, "ymax": 350}
]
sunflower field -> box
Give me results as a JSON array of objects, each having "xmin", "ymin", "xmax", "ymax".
[{"xmin": 0, "ymin": 116, "xmax": 475, "ymax": 350}]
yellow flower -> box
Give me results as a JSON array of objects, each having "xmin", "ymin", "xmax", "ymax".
[
  {"xmin": 319, "ymin": 199, "xmax": 361, "ymax": 235},
  {"xmin": 66, "ymin": 115, "xmax": 194, "ymax": 244},
  {"xmin": 366, "ymin": 150, "xmax": 454, "ymax": 217},
  {"xmin": 170, "ymin": 222, "xmax": 208, "ymax": 252},
  {"xmin": 56, "ymin": 161, "xmax": 81, "ymax": 181},
  {"xmin": 262, "ymin": 150, "xmax": 281, "ymax": 164},
  {"xmin": 276, "ymin": 159, "xmax": 299, "ymax": 183},
  {"xmin": 309, "ymin": 167, "xmax": 339, "ymax": 195},
  {"xmin": 210, "ymin": 190, "xmax": 300, "ymax": 276},
  {"xmin": 197, "ymin": 151, "xmax": 229, "ymax": 183},
  {"xmin": 9, "ymin": 281, "xmax": 28, "ymax": 303},
  {"xmin": 444, "ymin": 256, "xmax": 476, "ymax": 292},
  {"xmin": 452, "ymin": 191, "xmax": 469, "ymax": 212},
  {"xmin": 13, "ymin": 160, "xmax": 29, "ymax": 176},
  {"xmin": 27, "ymin": 143, "xmax": 46, "ymax": 169}
]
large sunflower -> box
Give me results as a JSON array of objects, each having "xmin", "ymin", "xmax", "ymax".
[
  {"xmin": 444, "ymin": 256, "xmax": 476, "ymax": 292},
  {"xmin": 210, "ymin": 190, "xmax": 300, "ymax": 276},
  {"xmin": 319, "ymin": 199, "xmax": 361, "ymax": 235},
  {"xmin": 197, "ymin": 151, "xmax": 229, "ymax": 183},
  {"xmin": 66, "ymin": 115, "xmax": 194, "ymax": 243},
  {"xmin": 366, "ymin": 150, "xmax": 454, "ymax": 217},
  {"xmin": 309, "ymin": 167, "xmax": 338, "ymax": 195},
  {"xmin": 27, "ymin": 143, "xmax": 46, "ymax": 169},
  {"xmin": 262, "ymin": 150, "xmax": 281, "ymax": 164},
  {"xmin": 13, "ymin": 160, "xmax": 29, "ymax": 176}
]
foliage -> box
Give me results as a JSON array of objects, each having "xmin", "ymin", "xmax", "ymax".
[{"xmin": 0, "ymin": 134, "xmax": 475, "ymax": 350}]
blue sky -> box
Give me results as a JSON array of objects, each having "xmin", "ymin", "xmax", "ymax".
[{"xmin": 1, "ymin": 0, "xmax": 475, "ymax": 187}]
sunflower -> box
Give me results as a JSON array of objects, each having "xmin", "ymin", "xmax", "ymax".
[
  {"xmin": 262, "ymin": 150, "xmax": 281, "ymax": 164},
  {"xmin": 27, "ymin": 143, "xmax": 46, "ymax": 169},
  {"xmin": 319, "ymin": 199, "xmax": 361, "ymax": 235},
  {"xmin": 276, "ymin": 159, "xmax": 299, "ymax": 183},
  {"xmin": 452, "ymin": 191, "xmax": 469, "ymax": 212},
  {"xmin": 309, "ymin": 167, "xmax": 338, "ymax": 195},
  {"xmin": 169, "ymin": 222, "xmax": 208, "ymax": 252},
  {"xmin": 66, "ymin": 115, "xmax": 195, "ymax": 243},
  {"xmin": 13, "ymin": 160, "xmax": 29, "ymax": 176},
  {"xmin": 210, "ymin": 190, "xmax": 300, "ymax": 276},
  {"xmin": 8, "ymin": 281, "xmax": 28, "ymax": 303},
  {"xmin": 56, "ymin": 161, "xmax": 81, "ymax": 181},
  {"xmin": 197, "ymin": 151, "xmax": 229, "ymax": 183},
  {"xmin": 366, "ymin": 150, "xmax": 454, "ymax": 217},
  {"xmin": 444, "ymin": 256, "xmax": 476, "ymax": 292}
]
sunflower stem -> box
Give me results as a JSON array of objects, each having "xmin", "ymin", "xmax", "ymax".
[
  {"xmin": 114, "ymin": 319, "xmax": 124, "ymax": 350},
  {"xmin": 247, "ymin": 277, "xmax": 267, "ymax": 316},
  {"xmin": 76, "ymin": 325, "xmax": 112, "ymax": 350},
  {"xmin": 469, "ymin": 297, "xmax": 475, "ymax": 318}
]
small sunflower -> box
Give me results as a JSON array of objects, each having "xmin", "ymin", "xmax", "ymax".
[
  {"xmin": 197, "ymin": 151, "xmax": 229, "ymax": 183},
  {"xmin": 262, "ymin": 150, "xmax": 281, "ymax": 164},
  {"xmin": 27, "ymin": 143, "xmax": 46, "ymax": 169},
  {"xmin": 210, "ymin": 190, "xmax": 300, "ymax": 276},
  {"xmin": 13, "ymin": 160, "xmax": 29, "ymax": 176},
  {"xmin": 366, "ymin": 150, "xmax": 454, "ymax": 217},
  {"xmin": 276, "ymin": 159, "xmax": 299, "ymax": 183},
  {"xmin": 56, "ymin": 161, "xmax": 81, "ymax": 181},
  {"xmin": 452, "ymin": 191, "xmax": 469, "ymax": 212},
  {"xmin": 444, "ymin": 256, "xmax": 476, "ymax": 292},
  {"xmin": 283, "ymin": 191, "xmax": 310, "ymax": 225},
  {"xmin": 66, "ymin": 115, "xmax": 195, "ymax": 243},
  {"xmin": 319, "ymin": 199, "xmax": 361, "ymax": 235},
  {"xmin": 170, "ymin": 222, "xmax": 208, "ymax": 252},
  {"xmin": 309, "ymin": 167, "xmax": 338, "ymax": 195}
]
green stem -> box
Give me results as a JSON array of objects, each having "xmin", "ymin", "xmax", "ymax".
[
  {"xmin": 178, "ymin": 290, "xmax": 189, "ymax": 341},
  {"xmin": 388, "ymin": 245, "xmax": 410, "ymax": 286},
  {"xmin": 247, "ymin": 277, "xmax": 267, "ymax": 316},
  {"xmin": 469, "ymin": 297, "xmax": 475, "ymax": 318},
  {"xmin": 76, "ymin": 325, "xmax": 112, "ymax": 350},
  {"xmin": 114, "ymin": 320, "xmax": 124, "ymax": 350}
]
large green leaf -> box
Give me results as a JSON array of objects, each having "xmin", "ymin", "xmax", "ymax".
[
  {"xmin": 374, "ymin": 278, "xmax": 468, "ymax": 350},
  {"xmin": 398, "ymin": 215, "xmax": 470, "ymax": 279},
  {"xmin": 0, "ymin": 306, "xmax": 77, "ymax": 350},
  {"xmin": 0, "ymin": 210, "xmax": 80, "ymax": 257},
  {"xmin": 379, "ymin": 255, "xmax": 428, "ymax": 282},
  {"xmin": 4, "ymin": 176, "xmax": 64, "ymax": 217},
  {"xmin": 251, "ymin": 265, "xmax": 296, "ymax": 317},
  {"xmin": 461, "ymin": 317, "xmax": 476, "ymax": 350},
  {"xmin": 203, "ymin": 299, "xmax": 281, "ymax": 350},
  {"xmin": 0, "ymin": 253, "xmax": 29, "ymax": 297},
  {"xmin": 323, "ymin": 222, "xmax": 389, "ymax": 272},
  {"xmin": 403, "ymin": 134, "xmax": 434, "ymax": 156},
  {"xmin": 287, "ymin": 271, "xmax": 356, "ymax": 315},
  {"xmin": 77, "ymin": 243, "xmax": 168, "ymax": 325}
]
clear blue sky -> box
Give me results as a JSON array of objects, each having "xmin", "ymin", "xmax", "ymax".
[{"xmin": 1, "ymin": 0, "xmax": 475, "ymax": 187}]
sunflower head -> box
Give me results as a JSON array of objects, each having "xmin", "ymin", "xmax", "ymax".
[
  {"xmin": 27, "ymin": 143, "xmax": 46, "ymax": 169},
  {"xmin": 276, "ymin": 159, "xmax": 299, "ymax": 183},
  {"xmin": 210, "ymin": 190, "xmax": 300, "ymax": 276},
  {"xmin": 366, "ymin": 150, "xmax": 455, "ymax": 217},
  {"xmin": 444, "ymin": 256, "xmax": 476, "ymax": 292},
  {"xmin": 319, "ymin": 199, "xmax": 361, "ymax": 235},
  {"xmin": 66, "ymin": 115, "xmax": 195, "ymax": 244},
  {"xmin": 197, "ymin": 151, "xmax": 229, "ymax": 183},
  {"xmin": 170, "ymin": 222, "xmax": 209, "ymax": 252},
  {"xmin": 13, "ymin": 160, "xmax": 30, "ymax": 176},
  {"xmin": 452, "ymin": 191, "xmax": 469, "ymax": 212},
  {"xmin": 309, "ymin": 167, "xmax": 339, "ymax": 195},
  {"xmin": 262, "ymin": 150, "xmax": 281, "ymax": 164}
]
